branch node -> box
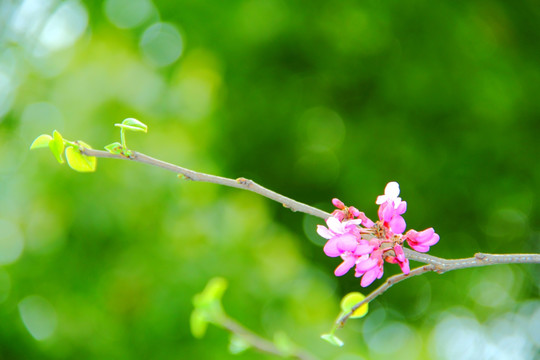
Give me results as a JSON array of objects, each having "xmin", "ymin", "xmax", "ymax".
[
  {"xmin": 475, "ymin": 253, "xmax": 487, "ymax": 260},
  {"xmin": 236, "ymin": 177, "xmax": 253, "ymax": 187}
]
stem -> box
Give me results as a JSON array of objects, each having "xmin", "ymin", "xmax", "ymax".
[
  {"xmin": 81, "ymin": 146, "xmax": 540, "ymax": 334},
  {"xmin": 220, "ymin": 316, "xmax": 319, "ymax": 360},
  {"xmin": 80, "ymin": 147, "xmax": 540, "ymax": 267},
  {"xmin": 79, "ymin": 146, "xmax": 540, "ymax": 332},
  {"xmin": 337, "ymin": 252, "xmax": 540, "ymax": 327},
  {"xmin": 120, "ymin": 128, "xmax": 127, "ymax": 149},
  {"xmin": 63, "ymin": 139, "xmax": 78, "ymax": 147},
  {"xmin": 81, "ymin": 148, "xmax": 330, "ymax": 219}
]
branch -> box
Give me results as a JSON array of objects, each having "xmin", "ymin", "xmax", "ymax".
[
  {"xmin": 82, "ymin": 147, "xmax": 539, "ymax": 334},
  {"xmin": 337, "ymin": 252, "xmax": 540, "ymax": 327},
  {"xmin": 81, "ymin": 148, "xmax": 331, "ymax": 220},
  {"xmin": 82, "ymin": 148, "xmax": 540, "ymax": 269},
  {"xmin": 221, "ymin": 316, "xmax": 319, "ymax": 360}
]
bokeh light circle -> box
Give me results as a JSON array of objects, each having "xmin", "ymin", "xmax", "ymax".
[
  {"xmin": 104, "ymin": 0, "xmax": 154, "ymax": 29},
  {"xmin": 139, "ymin": 22, "xmax": 184, "ymax": 67}
]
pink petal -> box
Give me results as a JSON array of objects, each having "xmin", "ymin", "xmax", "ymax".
[
  {"xmin": 405, "ymin": 229, "xmax": 418, "ymax": 241},
  {"xmin": 389, "ymin": 216, "xmax": 406, "ymax": 234},
  {"xmin": 354, "ymin": 244, "xmax": 374, "ymax": 256},
  {"xmin": 349, "ymin": 206, "xmax": 361, "ymax": 218},
  {"xmin": 394, "ymin": 245, "xmax": 405, "ymax": 262},
  {"xmin": 409, "ymin": 243, "xmax": 430, "ymax": 252},
  {"xmin": 396, "ymin": 201, "xmax": 407, "ymax": 215},
  {"xmin": 316, "ymin": 225, "xmax": 333, "ymax": 239},
  {"xmin": 424, "ymin": 233, "xmax": 440, "ymax": 246},
  {"xmin": 380, "ymin": 202, "xmax": 395, "ymax": 222},
  {"xmin": 336, "ymin": 234, "xmax": 358, "ymax": 252},
  {"xmin": 358, "ymin": 212, "xmax": 374, "ymax": 227},
  {"xmin": 399, "ymin": 258, "xmax": 410, "ymax": 274},
  {"xmin": 334, "ymin": 256, "xmax": 356, "ymax": 276},
  {"xmin": 355, "ymin": 258, "xmax": 377, "ymax": 272},
  {"xmin": 360, "ymin": 268, "xmax": 378, "ymax": 287},
  {"xmin": 332, "ymin": 198, "xmax": 345, "ymax": 209},
  {"xmin": 323, "ymin": 239, "xmax": 341, "ymax": 257},
  {"xmin": 332, "ymin": 210, "xmax": 345, "ymax": 221},
  {"xmin": 417, "ymin": 228, "xmax": 435, "ymax": 242}
]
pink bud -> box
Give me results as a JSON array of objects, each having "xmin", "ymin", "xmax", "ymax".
[
  {"xmin": 349, "ymin": 206, "xmax": 361, "ymax": 218},
  {"xmin": 332, "ymin": 198, "xmax": 346, "ymax": 209}
]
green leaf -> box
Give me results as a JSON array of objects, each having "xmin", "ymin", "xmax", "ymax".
[
  {"xmin": 192, "ymin": 277, "xmax": 228, "ymax": 325},
  {"xmin": 190, "ymin": 309, "xmax": 209, "ymax": 339},
  {"xmin": 114, "ymin": 118, "xmax": 148, "ymax": 133},
  {"xmin": 340, "ymin": 292, "xmax": 368, "ymax": 319},
  {"xmin": 65, "ymin": 146, "xmax": 97, "ymax": 172},
  {"xmin": 30, "ymin": 134, "xmax": 53, "ymax": 149},
  {"xmin": 104, "ymin": 142, "xmax": 124, "ymax": 155},
  {"xmin": 193, "ymin": 277, "xmax": 228, "ymax": 308},
  {"xmin": 228, "ymin": 334, "xmax": 251, "ymax": 354},
  {"xmin": 321, "ymin": 334, "xmax": 344, "ymax": 347},
  {"xmin": 48, "ymin": 130, "xmax": 65, "ymax": 164}
]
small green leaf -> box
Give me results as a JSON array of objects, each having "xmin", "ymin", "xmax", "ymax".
[
  {"xmin": 228, "ymin": 334, "xmax": 251, "ymax": 354},
  {"xmin": 65, "ymin": 146, "xmax": 97, "ymax": 172},
  {"xmin": 194, "ymin": 277, "xmax": 228, "ymax": 308},
  {"xmin": 190, "ymin": 309, "xmax": 209, "ymax": 339},
  {"xmin": 192, "ymin": 277, "xmax": 228, "ymax": 324},
  {"xmin": 321, "ymin": 334, "xmax": 344, "ymax": 347},
  {"xmin": 105, "ymin": 142, "xmax": 124, "ymax": 154},
  {"xmin": 114, "ymin": 118, "xmax": 148, "ymax": 133},
  {"xmin": 340, "ymin": 292, "xmax": 368, "ymax": 319},
  {"xmin": 30, "ymin": 134, "xmax": 53, "ymax": 149},
  {"xmin": 48, "ymin": 130, "xmax": 65, "ymax": 164}
]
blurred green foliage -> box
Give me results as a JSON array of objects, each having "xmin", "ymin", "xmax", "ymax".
[{"xmin": 0, "ymin": 0, "xmax": 538, "ymax": 359}]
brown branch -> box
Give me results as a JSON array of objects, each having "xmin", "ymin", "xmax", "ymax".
[
  {"xmin": 81, "ymin": 148, "xmax": 331, "ymax": 220},
  {"xmin": 82, "ymin": 148, "xmax": 540, "ymax": 268},
  {"xmin": 82, "ymin": 147, "xmax": 540, "ymax": 336},
  {"xmin": 337, "ymin": 252, "xmax": 540, "ymax": 327}
]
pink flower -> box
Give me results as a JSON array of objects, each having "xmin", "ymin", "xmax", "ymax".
[
  {"xmin": 334, "ymin": 253, "xmax": 357, "ymax": 276},
  {"xmin": 385, "ymin": 244, "xmax": 410, "ymax": 274},
  {"xmin": 318, "ymin": 183, "xmax": 440, "ymax": 287},
  {"xmin": 317, "ymin": 217, "xmax": 361, "ymax": 257},
  {"xmin": 355, "ymin": 250, "xmax": 384, "ymax": 287},
  {"xmin": 376, "ymin": 182, "xmax": 408, "ymax": 234},
  {"xmin": 405, "ymin": 228, "xmax": 440, "ymax": 252},
  {"xmin": 378, "ymin": 201, "xmax": 407, "ymax": 234},
  {"xmin": 333, "ymin": 239, "xmax": 376, "ymax": 277}
]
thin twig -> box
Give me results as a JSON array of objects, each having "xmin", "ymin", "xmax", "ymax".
[
  {"xmin": 337, "ymin": 252, "xmax": 540, "ymax": 327},
  {"xmin": 221, "ymin": 316, "xmax": 319, "ymax": 360},
  {"xmin": 82, "ymin": 147, "xmax": 540, "ymax": 334},
  {"xmin": 82, "ymin": 148, "xmax": 540, "ymax": 269},
  {"xmin": 82, "ymin": 149, "xmax": 331, "ymax": 219}
]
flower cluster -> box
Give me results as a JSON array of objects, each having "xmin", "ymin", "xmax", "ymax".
[{"xmin": 317, "ymin": 182, "xmax": 439, "ymax": 287}]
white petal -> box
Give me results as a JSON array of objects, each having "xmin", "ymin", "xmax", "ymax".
[
  {"xmin": 375, "ymin": 195, "xmax": 387, "ymax": 205},
  {"xmin": 385, "ymin": 181, "xmax": 400, "ymax": 199},
  {"xmin": 316, "ymin": 225, "xmax": 333, "ymax": 239},
  {"xmin": 326, "ymin": 217, "xmax": 343, "ymax": 233},
  {"xmin": 344, "ymin": 219, "xmax": 362, "ymax": 226}
]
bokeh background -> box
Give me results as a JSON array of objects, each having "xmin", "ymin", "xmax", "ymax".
[{"xmin": 0, "ymin": 0, "xmax": 539, "ymax": 359}]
